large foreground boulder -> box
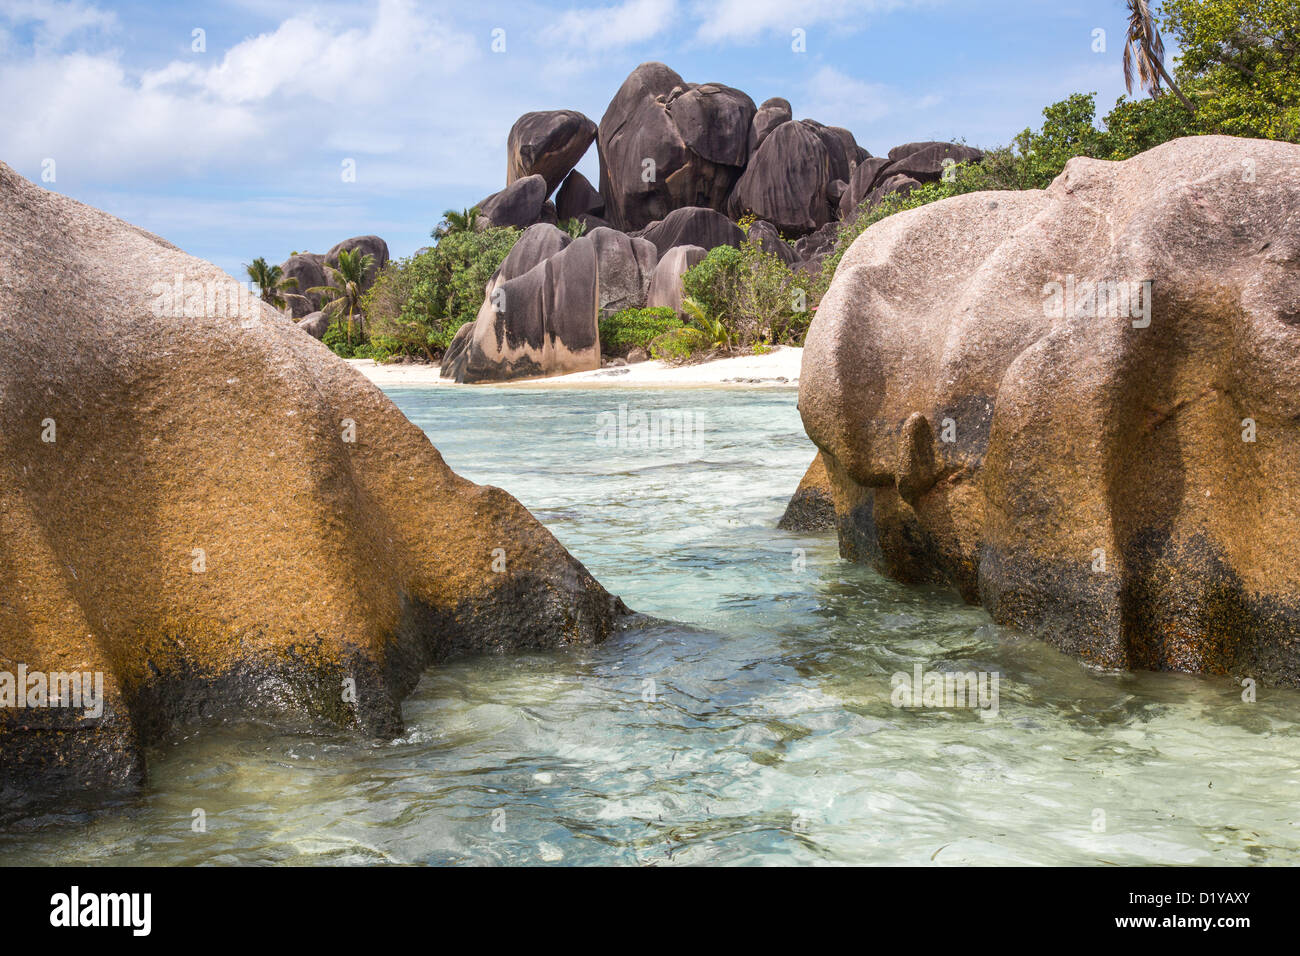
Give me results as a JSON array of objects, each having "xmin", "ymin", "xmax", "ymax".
[
  {"xmin": 800, "ymin": 136, "xmax": 1300, "ymax": 684},
  {"xmin": 597, "ymin": 62, "xmax": 756, "ymax": 231},
  {"xmin": 507, "ymin": 110, "xmax": 597, "ymax": 196},
  {"xmin": 0, "ymin": 163, "xmax": 627, "ymax": 795}
]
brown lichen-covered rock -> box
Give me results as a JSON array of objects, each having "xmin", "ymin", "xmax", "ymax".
[
  {"xmin": 777, "ymin": 452, "xmax": 836, "ymax": 532},
  {"xmin": 506, "ymin": 110, "xmax": 597, "ymax": 196},
  {"xmin": 800, "ymin": 136, "xmax": 1300, "ymax": 684},
  {"xmin": 0, "ymin": 163, "xmax": 627, "ymax": 794},
  {"xmin": 597, "ymin": 63, "xmax": 756, "ymax": 231}
]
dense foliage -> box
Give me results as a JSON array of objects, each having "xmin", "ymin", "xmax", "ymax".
[
  {"xmin": 359, "ymin": 226, "xmax": 519, "ymax": 359},
  {"xmin": 599, "ymin": 307, "xmax": 682, "ymax": 356}
]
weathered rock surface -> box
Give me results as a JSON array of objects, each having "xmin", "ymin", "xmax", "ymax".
[
  {"xmin": 729, "ymin": 120, "xmax": 831, "ymax": 236},
  {"xmin": 800, "ymin": 136, "xmax": 1300, "ymax": 684},
  {"xmin": 597, "ymin": 63, "xmax": 756, "ymax": 231},
  {"xmin": 555, "ymin": 170, "xmax": 605, "ymax": 222},
  {"xmin": 280, "ymin": 252, "xmax": 327, "ymax": 318},
  {"xmin": 495, "ymin": 223, "xmax": 572, "ymax": 282},
  {"xmin": 476, "ymin": 174, "xmax": 547, "ymax": 229},
  {"xmin": 507, "ymin": 110, "xmax": 597, "ymax": 196},
  {"xmin": 325, "ymin": 234, "xmax": 389, "ymax": 288},
  {"xmin": 297, "ymin": 311, "xmax": 329, "ymax": 339},
  {"xmin": 588, "ymin": 226, "xmax": 658, "ymax": 315},
  {"xmin": 0, "ymin": 163, "xmax": 626, "ymax": 795},
  {"xmin": 839, "ymin": 157, "xmax": 892, "ymax": 220},
  {"xmin": 778, "ymin": 452, "xmax": 836, "ymax": 532},
  {"xmin": 749, "ymin": 220, "xmax": 799, "ymax": 265},
  {"xmin": 443, "ymin": 233, "xmax": 604, "ymax": 382},
  {"xmin": 646, "ymin": 244, "xmax": 707, "ymax": 315},
  {"xmin": 633, "ymin": 206, "xmax": 745, "ymax": 256},
  {"xmin": 884, "ymin": 142, "xmax": 983, "ymax": 184},
  {"xmin": 749, "ymin": 97, "xmax": 792, "ymax": 153}
]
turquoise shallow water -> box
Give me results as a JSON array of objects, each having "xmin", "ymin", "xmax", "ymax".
[{"xmin": 4, "ymin": 385, "xmax": 1300, "ymax": 865}]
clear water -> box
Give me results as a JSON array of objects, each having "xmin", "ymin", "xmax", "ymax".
[{"xmin": 4, "ymin": 385, "xmax": 1300, "ymax": 866}]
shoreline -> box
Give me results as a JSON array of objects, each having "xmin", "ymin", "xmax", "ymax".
[{"xmin": 347, "ymin": 346, "xmax": 803, "ymax": 389}]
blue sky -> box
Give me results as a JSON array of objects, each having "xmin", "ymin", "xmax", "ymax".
[{"xmin": 1, "ymin": 0, "xmax": 1141, "ymax": 280}]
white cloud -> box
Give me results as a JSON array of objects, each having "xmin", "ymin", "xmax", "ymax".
[
  {"xmin": 543, "ymin": 0, "xmax": 678, "ymax": 50},
  {"xmin": 797, "ymin": 65, "xmax": 940, "ymax": 141},
  {"xmin": 0, "ymin": 0, "xmax": 494, "ymax": 183},
  {"xmin": 2, "ymin": 0, "xmax": 117, "ymax": 47},
  {"xmin": 692, "ymin": 0, "xmax": 910, "ymax": 43}
]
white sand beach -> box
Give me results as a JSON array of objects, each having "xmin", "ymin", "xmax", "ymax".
[{"xmin": 348, "ymin": 345, "xmax": 803, "ymax": 389}]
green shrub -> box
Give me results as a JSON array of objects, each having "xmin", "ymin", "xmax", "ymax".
[
  {"xmin": 679, "ymin": 228, "xmax": 818, "ymax": 350},
  {"xmin": 599, "ymin": 307, "xmax": 682, "ymax": 356},
  {"xmin": 649, "ymin": 327, "xmax": 708, "ymax": 364},
  {"xmin": 360, "ymin": 226, "xmax": 519, "ymax": 359}
]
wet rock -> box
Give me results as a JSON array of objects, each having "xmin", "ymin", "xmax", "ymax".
[
  {"xmin": 0, "ymin": 161, "xmax": 628, "ymax": 795},
  {"xmin": 800, "ymin": 135, "xmax": 1300, "ymax": 684},
  {"xmin": 778, "ymin": 452, "xmax": 837, "ymax": 532}
]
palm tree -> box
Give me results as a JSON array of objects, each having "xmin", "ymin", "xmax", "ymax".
[
  {"xmin": 308, "ymin": 248, "xmax": 376, "ymax": 346},
  {"xmin": 1123, "ymin": 0, "xmax": 1195, "ymax": 112},
  {"xmin": 245, "ymin": 256, "xmax": 299, "ymax": 309},
  {"xmin": 433, "ymin": 207, "xmax": 480, "ymax": 239},
  {"xmin": 681, "ymin": 297, "xmax": 732, "ymax": 352}
]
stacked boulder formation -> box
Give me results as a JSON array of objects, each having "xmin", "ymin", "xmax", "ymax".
[
  {"xmin": 0, "ymin": 162, "xmax": 628, "ymax": 794},
  {"xmin": 446, "ymin": 62, "xmax": 979, "ymax": 382},
  {"xmin": 279, "ymin": 234, "xmax": 392, "ymax": 336},
  {"xmin": 797, "ymin": 135, "xmax": 1300, "ymax": 685}
]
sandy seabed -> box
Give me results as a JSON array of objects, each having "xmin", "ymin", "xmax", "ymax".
[{"xmin": 348, "ymin": 346, "xmax": 803, "ymax": 389}]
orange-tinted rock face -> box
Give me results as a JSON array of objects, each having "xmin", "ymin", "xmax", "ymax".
[
  {"xmin": 0, "ymin": 164, "xmax": 628, "ymax": 794},
  {"xmin": 800, "ymin": 136, "xmax": 1300, "ymax": 683}
]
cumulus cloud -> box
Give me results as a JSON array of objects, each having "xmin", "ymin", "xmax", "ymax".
[{"xmin": 0, "ymin": 0, "xmax": 494, "ymax": 183}]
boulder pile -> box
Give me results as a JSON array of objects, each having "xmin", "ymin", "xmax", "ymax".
[{"xmin": 448, "ymin": 62, "xmax": 979, "ymax": 381}]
